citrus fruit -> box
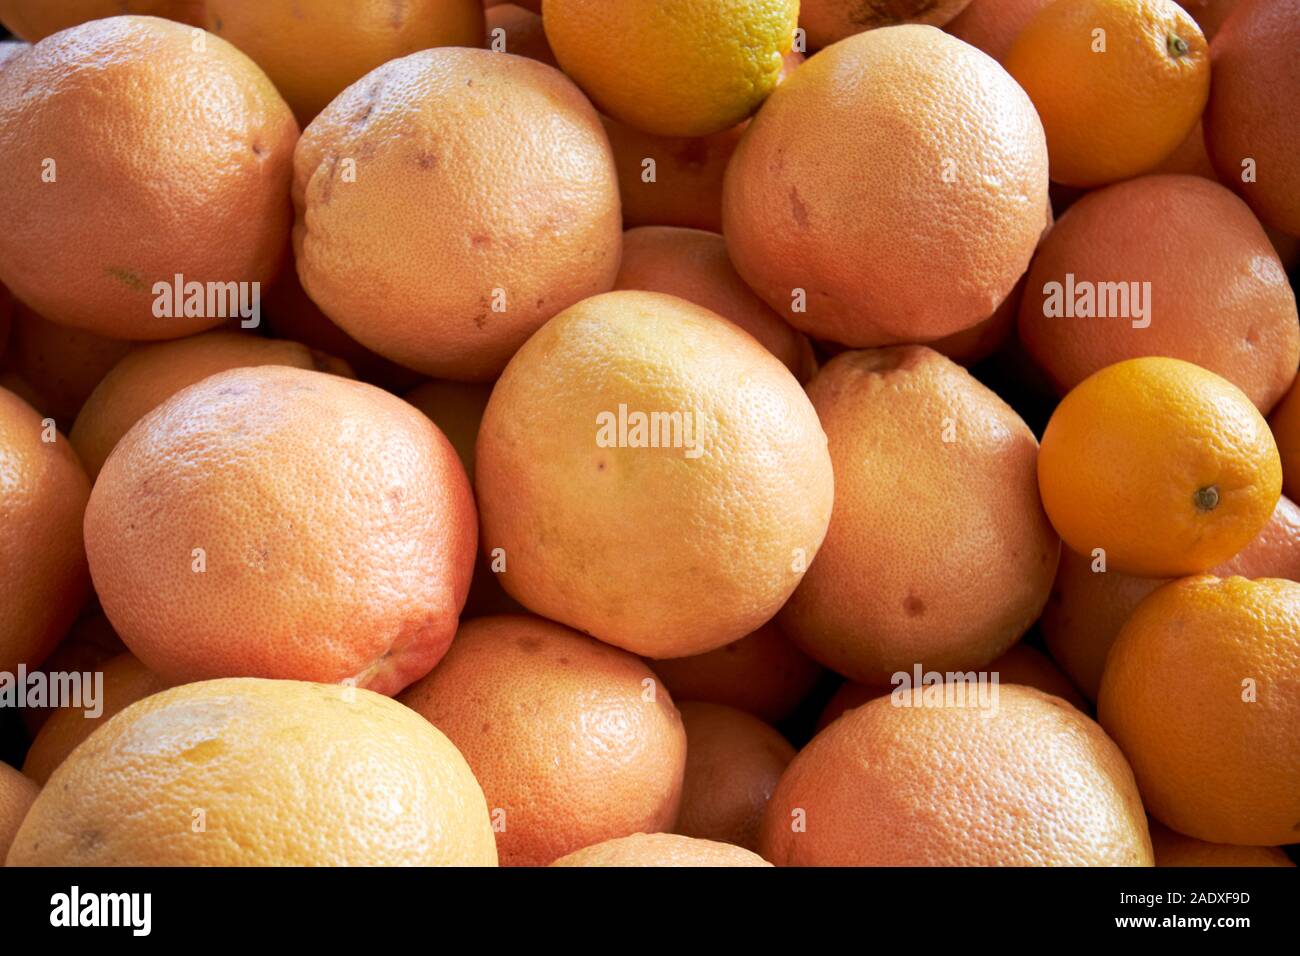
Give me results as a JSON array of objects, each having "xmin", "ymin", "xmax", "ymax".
[
  {"xmin": 760, "ymin": 685, "xmax": 1152, "ymax": 865},
  {"xmin": 1270, "ymin": 377, "xmax": 1300, "ymax": 502},
  {"xmin": 1038, "ymin": 357, "xmax": 1281, "ymax": 578},
  {"xmin": 1179, "ymin": 0, "xmax": 1239, "ymax": 39},
  {"xmin": 0, "ymin": 16, "xmax": 297, "ymax": 339},
  {"xmin": 542, "ymin": 0, "xmax": 797, "ymax": 137},
  {"xmin": 476, "ymin": 291, "xmax": 834, "ymax": 658},
  {"xmin": 614, "ymin": 227, "xmax": 816, "ymax": 381},
  {"xmin": 1098, "ymin": 576, "xmax": 1300, "ymax": 845},
  {"xmin": 22, "ymin": 652, "xmax": 170, "ymax": 785},
  {"xmin": 205, "ymin": 0, "xmax": 484, "ymax": 125},
  {"xmin": 646, "ymin": 621, "xmax": 823, "ymax": 724},
  {"xmin": 778, "ymin": 347, "xmax": 1058, "ymax": 685},
  {"xmin": 18, "ymin": 614, "xmax": 125, "ymax": 738},
  {"xmin": 0, "ymin": 386, "xmax": 90, "ymax": 674},
  {"xmin": 399, "ymin": 614, "xmax": 687, "ymax": 866},
  {"xmin": 484, "ymin": 3, "xmax": 556, "ymax": 66},
  {"xmin": 1151, "ymin": 120, "xmax": 1217, "ymax": 178},
  {"xmin": 1018, "ymin": 175, "xmax": 1299, "ymax": 414},
  {"xmin": 946, "ymin": 0, "xmax": 1054, "ymax": 61},
  {"xmin": 1204, "ymin": 0, "xmax": 1300, "ymax": 236},
  {"xmin": 293, "ymin": 47, "xmax": 620, "ymax": 381},
  {"xmin": 802, "ymin": 0, "xmax": 973, "ymax": 48},
  {"xmin": 550, "ymin": 833, "xmax": 771, "ymax": 867},
  {"xmin": 1149, "ymin": 820, "xmax": 1294, "ymax": 867},
  {"xmin": 926, "ymin": 276, "xmax": 1024, "ymax": 366},
  {"xmin": 0, "ymin": 0, "xmax": 201, "ymax": 40},
  {"xmin": 6, "ymin": 678, "xmax": 498, "ymax": 865},
  {"xmin": 723, "ymin": 25, "xmax": 1049, "ymax": 347},
  {"xmin": 0, "ymin": 762, "xmax": 37, "ymax": 861},
  {"xmin": 1005, "ymin": 0, "xmax": 1210, "ymax": 186},
  {"xmin": 675, "ymin": 702, "xmax": 793, "ymax": 852},
  {"xmin": 83, "ymin": 365, "xmax": 477, "ymax": 695}
]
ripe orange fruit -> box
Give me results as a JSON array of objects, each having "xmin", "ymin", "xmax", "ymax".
[
  {"xmin": 484, "ymin": 3, "xmax": 556, "ymax": 67},
  {"xmin": 1099, "ymin": 576, "xmax": 1300, "ymax": 845},
  {"xmin": 802, "ymin": 0, "xmax": 973, "ymax": 49},
  {"xmin": 551, "ymin": 833, "xmax": 771, "ymax": 868},
  {"xmin": 1, "ymin": 304, "xmax": 132, "ymax": 429},
  {"xmin": 1044, "ymin": 494, "xmax": 1300, "ymax": 700},
  {"xmin": 0, "ymin": 16, "xmax": 297, "ymax": 339},
  {"xmin": 0, "ymin": 0, "xmax": 201, "ymax": 40},
  {"xmin": 724, "ymin": 25, "xmax": 1049, "ymax": 347},
  {"xmin": 1149, "ymin": 820, "xmax": 1294, "ymax": 867},
  {"xmin": 646, "ymin": 621, "xmax": 823, "ymax": 724},
  {"xmin": 205, "ymin": 0, "xmax": 484, "ymax": 125},
  {"xmin": 1018, "ymin": 175, "xmax": 1299, "ymax": 414},
  {"xmin": 84, "ymin": 366, "xmax": 477, "ymax": 695},
  {"xmin": 1204, "ymin": 0, "xmax": 1300, "ymax": 236},
  {"xmin": 614, "ymin": 227, "xmax": 815, "ymax": 382},
  {"xmin": 293, "ymin": 47, "xmax": 620, "ymax": 381},
  {"xmin": 22, "ymin": 652, "xmax": 170, "ymax": 785},
  {"xmin": 0, "ymin": 387, "xmax": 89, "ymax": 674},
  {"xmin": 778, "ymin": 347, "xmax": 1058, "ymax": 685},
  {"xmin": 675, "ymin": 702, "xmax": 794, "ymax": 852},
  {"xmin": 1038, "ymin": 357, "xmax": 1282, "ymax": 578},
  {"xmin": 542, "ymin": 0, "xmax": 798, "ymax": 137},
  {"xmin": 1005, "ymin": 0, "xmax": 1210, "ymax": 186},
  {"xmin": 1270, "ymin": 377, "xmax": 1300, "ymax": 502},
  {"xmin": 400, "ymin": 615, "xmax": 686, "ymax": 867},
  {"xmin": 0, "ymin": 762, "xmax": 37, "ymax": 861},
  {"xmin": 1150, "ymin": 120, "xmax": 1217, "ymax": 178},
  {"xmin": 476, "ymin": 291, "xmax": 834, "ymax": 658},
  {"xmin": 761, "ymin": 685, "xmax": 1151, "ymax": 865},
  {"xmin": 946, "ymin": 0, "xmax": 1054, "ymax": 62},
  {"xmin": 926, "ymin": 276, "xmax": 1024, "ymax": 367},
  {"xmin": 18, "ymin": 614, "xmax": 125, "ymax": 738},
  {"xmin": 7, "ymin": 678, "xmax": 498, "ymax": 865},
  {"xmin": 70, "ymin": 329, "xmax": 349, "ymax": 481}
]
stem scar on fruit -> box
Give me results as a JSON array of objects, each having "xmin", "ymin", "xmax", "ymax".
[{"xmin": 1194, "ymin": 485, "xmax": 1220, "ymax": 512}]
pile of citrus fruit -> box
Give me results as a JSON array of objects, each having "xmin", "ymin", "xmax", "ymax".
[{"xmin": 0, "ymin": 0, "xmax": 1296, "ymax": 868}]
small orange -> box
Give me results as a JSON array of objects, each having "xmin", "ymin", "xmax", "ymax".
[
  {"xmin": 550, "ymin": 833, "xmax": 770, "ymax": 868},
  {"xmin": 1098, "ymin": 576, "xmax": 1300, "ymax": 845},
  {"xmin": 1038, "ymin": 357, "xmax": 1281, "ymax": 578},
  {"xmin": 946, "ymin": 0, "xmax": 1054, "ymax": 62},
  {"xmin": 1149, "ymin": 820, "xmax": 1294, "ymax": 867},
  {"xmin": 1005, "ymin": 0, "xmax": 1210, "ymax": 186},
  {"xmin": 0, "ymin": 762, "xmax": 37, "ymax": 861}
]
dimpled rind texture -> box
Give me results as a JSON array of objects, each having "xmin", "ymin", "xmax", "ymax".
[
  {"xmin": 292, "ymin": 47, "xmax": 621, "ymax": 382},
  {"xmin": 542, "ymin": 0, "xmax": 797, "ymax": 138},
  {"xmin": 723, "ymin": 25, "xmax": 1049, "ymax": 348},
  {"xmin": 759, "ymin": 685, "xmax": 1153, "ymax": 866},
  {"xmin": 475, "ymin": 291, "xmax": 835, "ymax": 659},
  {"xmin": 6, "ymin": 678, "xmax": 499, "ymax": 866},
  {"xmin": 1099, "ymin": 576, "xmax": 1300, "ymax": 846},
  {"xmin": 778, "ymin": 347, "xmax": 1059, "ymax": 686},
  {"xmin": 0, "ymin": 761, "xmax": 38, "ymax": 861},
  {"xmin": 1204, "ymin": 0, "xmax": 1300, "ymax": 237},
  {"xmin": 0, "ymin": 16, "xmax": 298, "ymax": 339},
  {"xmin": 400, "ymin": 614, "xmax": 688, "ymax": 867},
  {"xmin": 551, "ymin": 832, "xmax": 772, "ymax": 867},
  {"xmin": 83, "ymin": 365, "xmax": 477, "ymax": 696},
  {"xmin": 1038, "ymin": 357, "xmax": 1282, "ymax": 578},
  {"xmin": 1019, "ymin": 175, "xmax": 1300, "ymax": 415},
  {"xmin": 0, "ymin": 387, "xmax": 90, "ymax": 673}
]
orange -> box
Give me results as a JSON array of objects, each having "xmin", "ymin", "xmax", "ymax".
[
  {"xmin": 724, "ymin": 25, "xmax": 1049, "ymax": 347},
  {"xmin": 1150, "ymin": 121, "xmax": 1217, "ymax": 178},
  {"xmin": 542, "ymin": 0, "xmax": 798, "ymax": 137},
  {"xmin": 84, "ymin": 366, "xmax": 477, "ymax": 695},
  {"xmin": 1204, "ymin": 0, "xmax": 1300, "ymax": 236},
  {"xmin": 761, "ymin": 685, "xmax": 1151, "ymax": 865},
  {"xmin": 945, "ymin": 0, "xmax": 1054, "ymax": 62},
  {"xmin": 293, "ymin": 47, "xmax": 620, "ymax": 381},
  {"xmin": 18, "ymin": 614, "xmax": 125, "ymax": 738},
  {"xmin": 0, "ymin": 387, "xmax": 90, "ymax": 674},
  {"xmin": 401, "ymin": 615, "xmax": 686, "ymax": 866},
  {"xmin": 1018, "ymin": 175, "xmax": 1299, "ymax": 414},
  {"xmin": 0, "ymin": 762, "xmax": 37, "ymax": 861},
  {"xmin": 1179, "ymin": 0, "xmax": 1239, "ymax": 39},
  {"xmin": 1, "ymin": 304, "xmax": 133, "ymax": 429},
  {"xmin": 1149, "ymin": 820, "xmax": 1294, "ymax": 867},
  {"xmin": 1005, "ymin": 0, "xmax": 1209, "ymax": 186},
  {"xmin": 7, "ymin": 678, "xmax": 498, "ymax": 865},
  {"xmin": 23, "ymin": 652, "xmax": 171, "ymax": 785},
  {"xmin": 779, "ymin": 347, "xmax": 1058, "ymax": 685},
  {"xmin": 205, "ymin": 0, "xmax": 484, "ymax": 125},
  {"xmin": 614, "ymin": 227, "xmax": 816, "ymax": 382},
  {"xmin": 70, "ymin": 329, "xmax": 351, "ymax": 481},
  {"xmin": 675, "ymin": 703, "xmax": 794, "ymax": 852},
  {"xmin": 1098, "ymin": 576, "xmax": 1300, "ymax": 845},
  {"xmin": 0, "ymin": 16, "xmax": 297, "ymax": 339},
  {"xmin": 484, "ymin": 3, "xmax": 557, "ymax": 67},
  {"xmin": 0, "ymin": 0, "xmax": 201, "ymax": 40},
  {"xmin": 926, "ymin": 276, "xmax": 1024, "ymax": 367},
  {"xmin": 1038, "ymin": 357, "xmax": 1282, "ymax": 578},
  {"xmin": 1044, "ymin": 494, "xmax": 1300, "ymax": 700},
  {"xmin": 802, "ymin": 0, "xmax": 973, "ymax": 48},
  {"xmin": 551, "ymin": 833, "xmax": 771, "ymax": 868},
  {"xmin": 476, "ymin": 291, "xmax": 834, "ymax": 658},
  {"xmin": 646, "ymin": 621, "xmax": 823, "ymax": 724},
  {"xmin": 1270, "ymin": 377, "xmax": 1300, "ymax": 502}
]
